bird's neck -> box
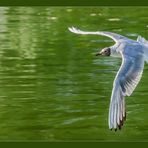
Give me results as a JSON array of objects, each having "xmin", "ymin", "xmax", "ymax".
[{"xmin": 110, "ymin": 43, "xmax": 122, "ymax": 58}]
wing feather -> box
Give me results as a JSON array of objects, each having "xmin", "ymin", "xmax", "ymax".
[
  {"xmin": 109, "ymin": 54, "xmax": 144, "ymax": 130},
  {"xmin": 68, "ymin": 27, "xmax": 127, "ymax": 43}
]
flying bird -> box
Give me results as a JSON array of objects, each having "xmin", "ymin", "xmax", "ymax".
[{"xmin": 68, "ymin": 27, "xmax": 148, "ymax": 131}]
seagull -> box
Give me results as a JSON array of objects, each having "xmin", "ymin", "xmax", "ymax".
[{"xmin": 68, "ymin": 27, "xmax": 148, "ymax": 131}]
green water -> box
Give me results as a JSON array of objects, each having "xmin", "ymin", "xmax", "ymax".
[{"xmin": 0, "ymin": 7, "xmax": 148, "ymax": 141}]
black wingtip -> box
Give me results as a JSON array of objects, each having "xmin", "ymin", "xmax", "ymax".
[
  {"xmin": 109, "ymin": 113, "xmax": 127, "ymax": 132},
  {"xmin": 118, "ymin": 125, "xmax": 122, "ymax": 130}
]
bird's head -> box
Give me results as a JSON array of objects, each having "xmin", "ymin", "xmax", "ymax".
[{"xmin": 96, "ymin": 47, "xmax": 111, "ymax": 56}]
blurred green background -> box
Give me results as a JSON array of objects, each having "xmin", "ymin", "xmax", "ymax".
[{"xmin": 0, "ymin": 7, "xmax": 148, "ymax": 141}]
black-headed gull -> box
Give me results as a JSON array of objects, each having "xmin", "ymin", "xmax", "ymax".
[{"xmin": 68, "ymin": 27, "xmax": 148, "ymax": 131}]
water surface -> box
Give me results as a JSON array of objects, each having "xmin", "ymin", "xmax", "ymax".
[{"xmin": 0, "ymin": 7, "xmax": 148, "ymax": 141}]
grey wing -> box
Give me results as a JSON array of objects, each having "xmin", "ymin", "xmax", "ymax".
[
  {"xmin": 68, "ymin": 27, "xmax": 127, "ymax": 43},
  {"xmin": 109, "ymin": 55, "xmax": 144, "ymax": 130}
]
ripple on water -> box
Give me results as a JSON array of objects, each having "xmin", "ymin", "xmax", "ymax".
[{"xmin": 107, "ymin": 18, "xmax": 121, "ymax": 22}]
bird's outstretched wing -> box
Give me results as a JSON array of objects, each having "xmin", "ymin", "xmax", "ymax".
[
  {"xmin": 68, "ymin": 27, "xmax": 127, "ymax": 43},
  {"xmin": 109, "ymin": 53, "xmax": 144, "ymax": 130}
]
